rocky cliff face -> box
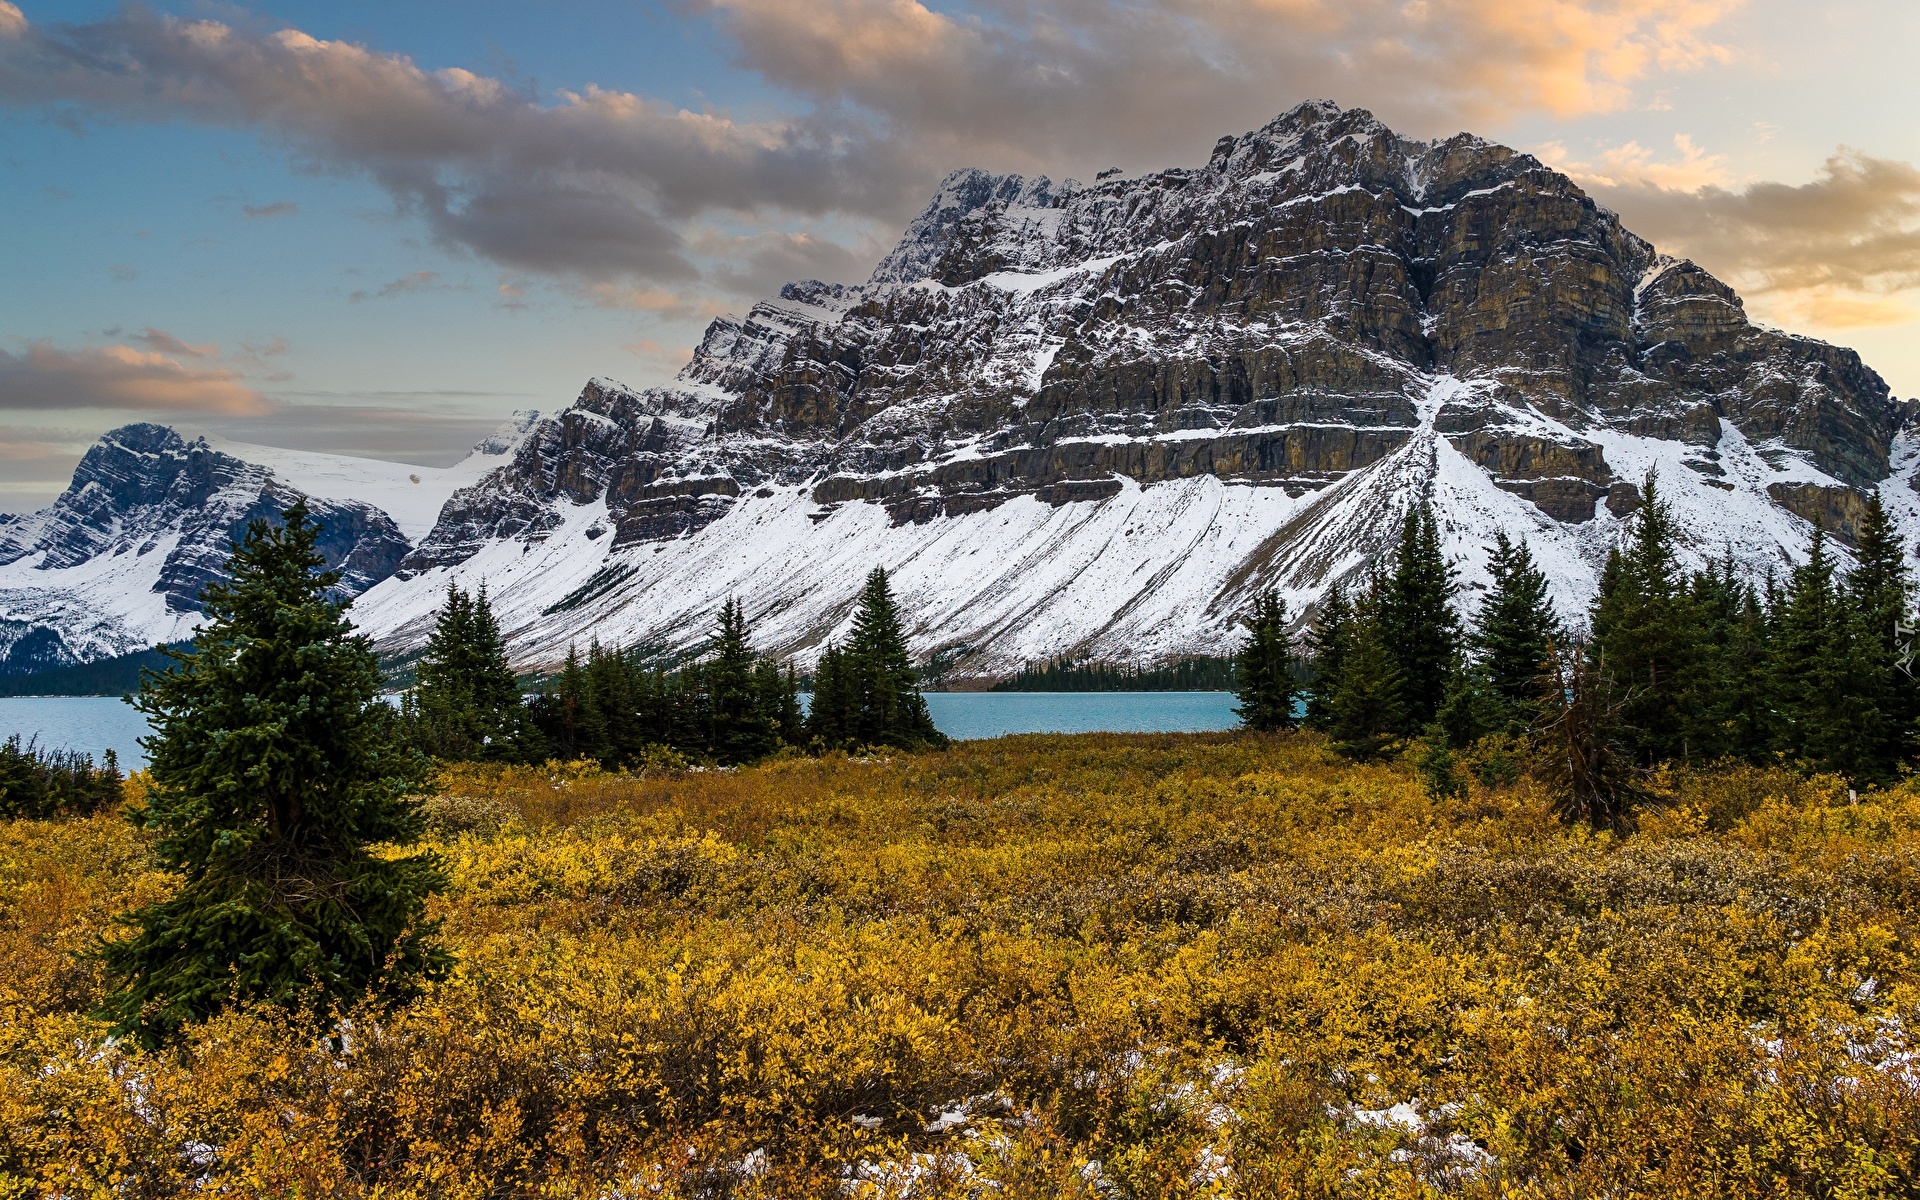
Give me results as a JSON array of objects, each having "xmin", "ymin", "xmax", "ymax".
[
  {"xmin": 10, "ymin": 102, "xmax": 1913, "ymax": 679},
  {"xmin": 352, "ymin": 101, "xmax": 1916, "ymax": 677}
]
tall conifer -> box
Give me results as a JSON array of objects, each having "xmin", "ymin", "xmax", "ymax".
[
  {"xmin": 1474, "ymin": 532, "xmax": 1562, "ymax": 730},
  {"xmin": 1847, "ymin": 492, "xmax": 1917, "ymax": 777},
  {"xmin": 708, "ymin": 598, "xmax": 777, "ymax": 765},
  {"xmin": 1303, "ymin": 582, "xmax": 1353, "ymax": 732},
  {"xmin": 1589, "ymin": 471, "xmax": 1699, "ymax": 764},
  {"xmin": 99, "ymin": 501, "xmax": 447, "ymax": 1047},
  {"xmin": 1234, "ymin": 590, "xmax": 1299, "ymax": 732},
  {"xmin": 1328, "ymin": 580, "xmax": 1406, "ymax": 759},
  {"xmin": 1381, "ymin": 505, "xmax": 1460, "ymax": 732},
  {"xmin": 846, "ymin": 568, "xmax": 945, "ymax": 750}
]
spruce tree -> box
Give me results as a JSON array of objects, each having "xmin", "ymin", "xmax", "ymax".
[
  {"xmin": 707, "ymin": 598, "xmax": 777, "ymax": 765},
  {"xmin": 585, "ymin": 640, "xmax": 640, "ymax": 766},
  {"xmin": 1847, "ymin": 492, "xmax": 1917, "ymax": 777},
  {"xmin": 757, "ymin": 659, "xmax": 804, "ymax": 747},
  {"xmin": 845, "ymin": 568, "xmax": 946, "ymax": 750},
  {"xmin": 807, "ymin": 642, "xmax": 854, "ymax": 749},
  {"xmin": 1234, "ymin": 590, "xmax": 1299, "ymax": 732},
  {"xmin": 1686, "ymin": 554, "xmax": 1774, "ymax": 762},
  {"xmin": 98, "ymin": 501, "xmax": 448, "ymax": 1048},
  {"xmin": 1773, "ymin": 527, "xmax": 1879, "ymax": 779},
  {"xmin": 1381, "ymin": 505, "xmax": 1461, "ymax": 732},
  {"xmin": 407, "ymin": 583, "xmax": 529, "ymax": 762},
  {"xmin": 1589, "ymin": 471, "xmax": 1699, "ymax": 764},
  {"xmin": 1302, "ymin": 582, "xmax": 1353, "ymax": 731},
  {"xmin": 1327, "ymin": 581, "xmax": 1406, "ymax": 759},
  {"xmin": 1474, "ymin": 532, "xmax": 1563, "ymax": 730}
]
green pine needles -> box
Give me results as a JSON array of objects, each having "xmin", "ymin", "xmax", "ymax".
[
  {"xmin": 1299, "ymin": 475, "xmax": 1920, "ymax": 823},
  {"xmin": 97, "ymin": 500, "xmax": 449, "ymax": 1048},
  {"xmin": 810, "ymin": 568, "xmax": 947, "ymax": 751},
  {"xmin": 1233, "ymin": 590, "xmax": 1299, "ymax": 731},
  {"xmin": 403, "ymin": 582, "xmax": 535, "ymax": 762}
]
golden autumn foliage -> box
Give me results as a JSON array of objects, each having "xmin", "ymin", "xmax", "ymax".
[{"xmin": 2, "ymin": 733, "xmax": 1918, "ymax": 1197}]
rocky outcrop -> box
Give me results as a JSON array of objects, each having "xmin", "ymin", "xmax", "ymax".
[
  {"xmin": 12, "ymin": 103, "xmax": 1907, "ymax": 678},
  {"xmin": 408, "ymin": 102, "xmax": 1895, "ymax": 587},
  {"xmin": 1766, "ymin": 482, "xmax": 1874, "ymax": 545},
  {"xmin": 0, "ymin": 424, "xmax": 410, "ymax": 617}
]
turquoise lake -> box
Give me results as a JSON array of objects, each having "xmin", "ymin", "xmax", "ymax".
[{"xmin": 0, "ymin": 691, "xmax": 1242, "ymax": 767}]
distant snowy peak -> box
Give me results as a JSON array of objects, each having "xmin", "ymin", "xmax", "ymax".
[
  {"xmin": 201, "ymin": 409, "xmax": 542, "ymax": 541},
  {"xmin": 0, "ymin": 415, "xmax": 540, "ymax": 675}
]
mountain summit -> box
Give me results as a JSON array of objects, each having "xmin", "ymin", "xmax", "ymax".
[{"xmin": 8, "ymin": 102, "xmax": 1916, "ymax": 678}]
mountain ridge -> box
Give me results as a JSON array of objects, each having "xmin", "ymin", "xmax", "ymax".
[{"xmin": 5, "ymin": 100, "xmax": 1915, "ymax": 680}]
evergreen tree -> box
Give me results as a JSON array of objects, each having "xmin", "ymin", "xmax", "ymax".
[
  {"xmin": 757, "ymin": 659, "xmax": 805, "ymax": 748},
  {"xmin": 1302, "ymin": 582, "xmax": 1353, "ymax": 732},
  {"xmin": 1380, "ymin": 505, "xmax": 1461, "ymax": 732},
  {"xmin": 1474, "ymin": 532, "xmax": 1562, "ymax": 730},
  {"xmin": 1589, "ymin": 471, "xmax": 1699, "ymax": 764},
  {"xmin": 0, "ymin": 739, "xmax": 122, "ymax": 819},
  {"xmin": 1847, "ymin": 492, "xmax": 1918, "ymax": 778},
  {"xmin": 707, "ymin": 598, "xmax": 777, "ymax": 765},
  {"xmin": 536, "ymin": 645, "xmax": 604, "ymax": 762},
  {"xmin": 1685, "ymin": 553, "xmax": 1775, "ymax": 762},
  {"xmin": 807, "ymin": 642, "xmax": 855, "ymax": 749},
  {"xmin": 1434, "ymin": 656, "xmax": 1503, "ymax": 750},
  {"xmin": 585, "ymin": 639, "xmax": 641, "ymax": 765},
  {"xmin": 1234, "ymin": 590, "xmax": 1299, "ymax": 732},
  {"xmin": 98, "ymin": 501, "xmax": 447, "ymax": 1048},
  {"xmin": 1773, "ymin": 527, "xmax": 1880, "ymax": 778},
  {"xmin": 845, "ymin": 568, "xmax": 946, "ymax": 750},
  {"xmin": 1327, "ymin": 582, "xmax": 1406, "ymax": 759},
  {"xmin": 407, "ymin": 583, "xmax": 531, "ymax": 762}
]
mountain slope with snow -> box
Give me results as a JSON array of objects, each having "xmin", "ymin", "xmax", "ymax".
[
  {"xmin": 0, "ymin": 416, "xmax": 539, "ymax": 675},
  {"xmin": 8, "ymin": 101, "xmax": 1914, "ymax": 680},
  {"xmin": 346, "ymin": 101, "xmax": 1914, "ymax": 678}
]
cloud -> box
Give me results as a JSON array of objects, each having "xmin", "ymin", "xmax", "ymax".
[
  {"xmin": 705, "ymin": 0, "xmax": 1746, "ymax": 168},
  {"xmin": 349, "ymin": 270, "xmax": 451, "ymax": 303},
  {"xmin": 130, "ymin": 327, "xmax": 217, "ymax": 358},
  {"xmin": 0, "ymin": 0, "xmax": 1747, "ymax": 300},
  {"xmin": 1538, "ymin": 132, "xmax": 1733, "ymax": 191},
  {"xmin": 0, "ymin": 341, "xmax": 270, "ymax": 414},
  {"xmin": 242, "ymin": 199, "xmax": 297, "ymax": 218},
  {"xmin": 196, "ymin": 400, "xmax": 535, "ymax": 467},
  {"xmin": 0, "ymin": 6, "xmax": 913, "ymax": 286},
  {"xmin": 1590, "ymin": 149, "xmax": 1920, "ymax": 327}
]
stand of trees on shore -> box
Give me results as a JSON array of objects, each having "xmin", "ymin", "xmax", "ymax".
[
  {"xmin": 1231, "ymin": 473, "xmax": 1920, "ymax": 826},
  {"xmin": 403, "ymin": 567, "xmax": 945, "ymax": 770},
  {"xmin": 989, "ymin": 654, "xmax": 1237, "ymax": 692}
]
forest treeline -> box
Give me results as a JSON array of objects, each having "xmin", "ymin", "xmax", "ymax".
[
  {"xmin": 989, "ymin": 654, "xmax": 1238, "ymax": 692},
  {"xmin": 1228, "ymin": 473, "xmax": 1919, "ymax": 826},
  {"xmin": 401, "ymin": 567, "xmax": 945, "ymax": 770}
]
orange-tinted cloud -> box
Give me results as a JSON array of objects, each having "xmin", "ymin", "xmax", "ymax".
[
  {"xmin": 1591, "ymin": 149, "xmax": 1920, "ymax": 328},
  {"xmin": 707, "ymin": 0, "xmax": 1746, "ymax": 168},
  {"xmin": 0, "ymin": 0, "xmax": 1749, "ymax": 297},
  {"xmin": 0, "ymin": 342, "xmax": 270, "ymax": 415}
]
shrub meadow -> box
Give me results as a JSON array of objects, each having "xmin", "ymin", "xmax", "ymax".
[{"xmin": 4, "ymin": 733, "xmax": 1917, "ymax": 1197}]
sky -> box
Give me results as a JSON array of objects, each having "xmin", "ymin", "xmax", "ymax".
[{"xmin": 3, "ymin": 0, "xmax": 1920, "ymax": 511}]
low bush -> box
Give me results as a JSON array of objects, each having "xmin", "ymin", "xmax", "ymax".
[{"xmin": 2, "ymin": 732, "xmax": 1916, "ymax": 1197}]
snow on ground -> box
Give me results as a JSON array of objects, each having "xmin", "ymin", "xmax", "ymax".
[{"xmin": 352, "ymin": 372, "xmax": 1903, "ymax": 675}]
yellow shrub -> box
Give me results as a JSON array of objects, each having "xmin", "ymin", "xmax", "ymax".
[{"xmin": 2, "ymin": 732, "xmax": 1916, "ymax": 1197}]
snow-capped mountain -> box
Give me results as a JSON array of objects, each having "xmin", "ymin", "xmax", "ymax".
[
  {"xmin": 345, "ymin": 101, "xmax": 1915, "ymax": 677},
  {"xmin": 0, "ymin": 415, "xmax": 538, "ymax": 674},
  {"xmin": 10, "ymin": 101, "xmax": 1916, "ymax": 680}
]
